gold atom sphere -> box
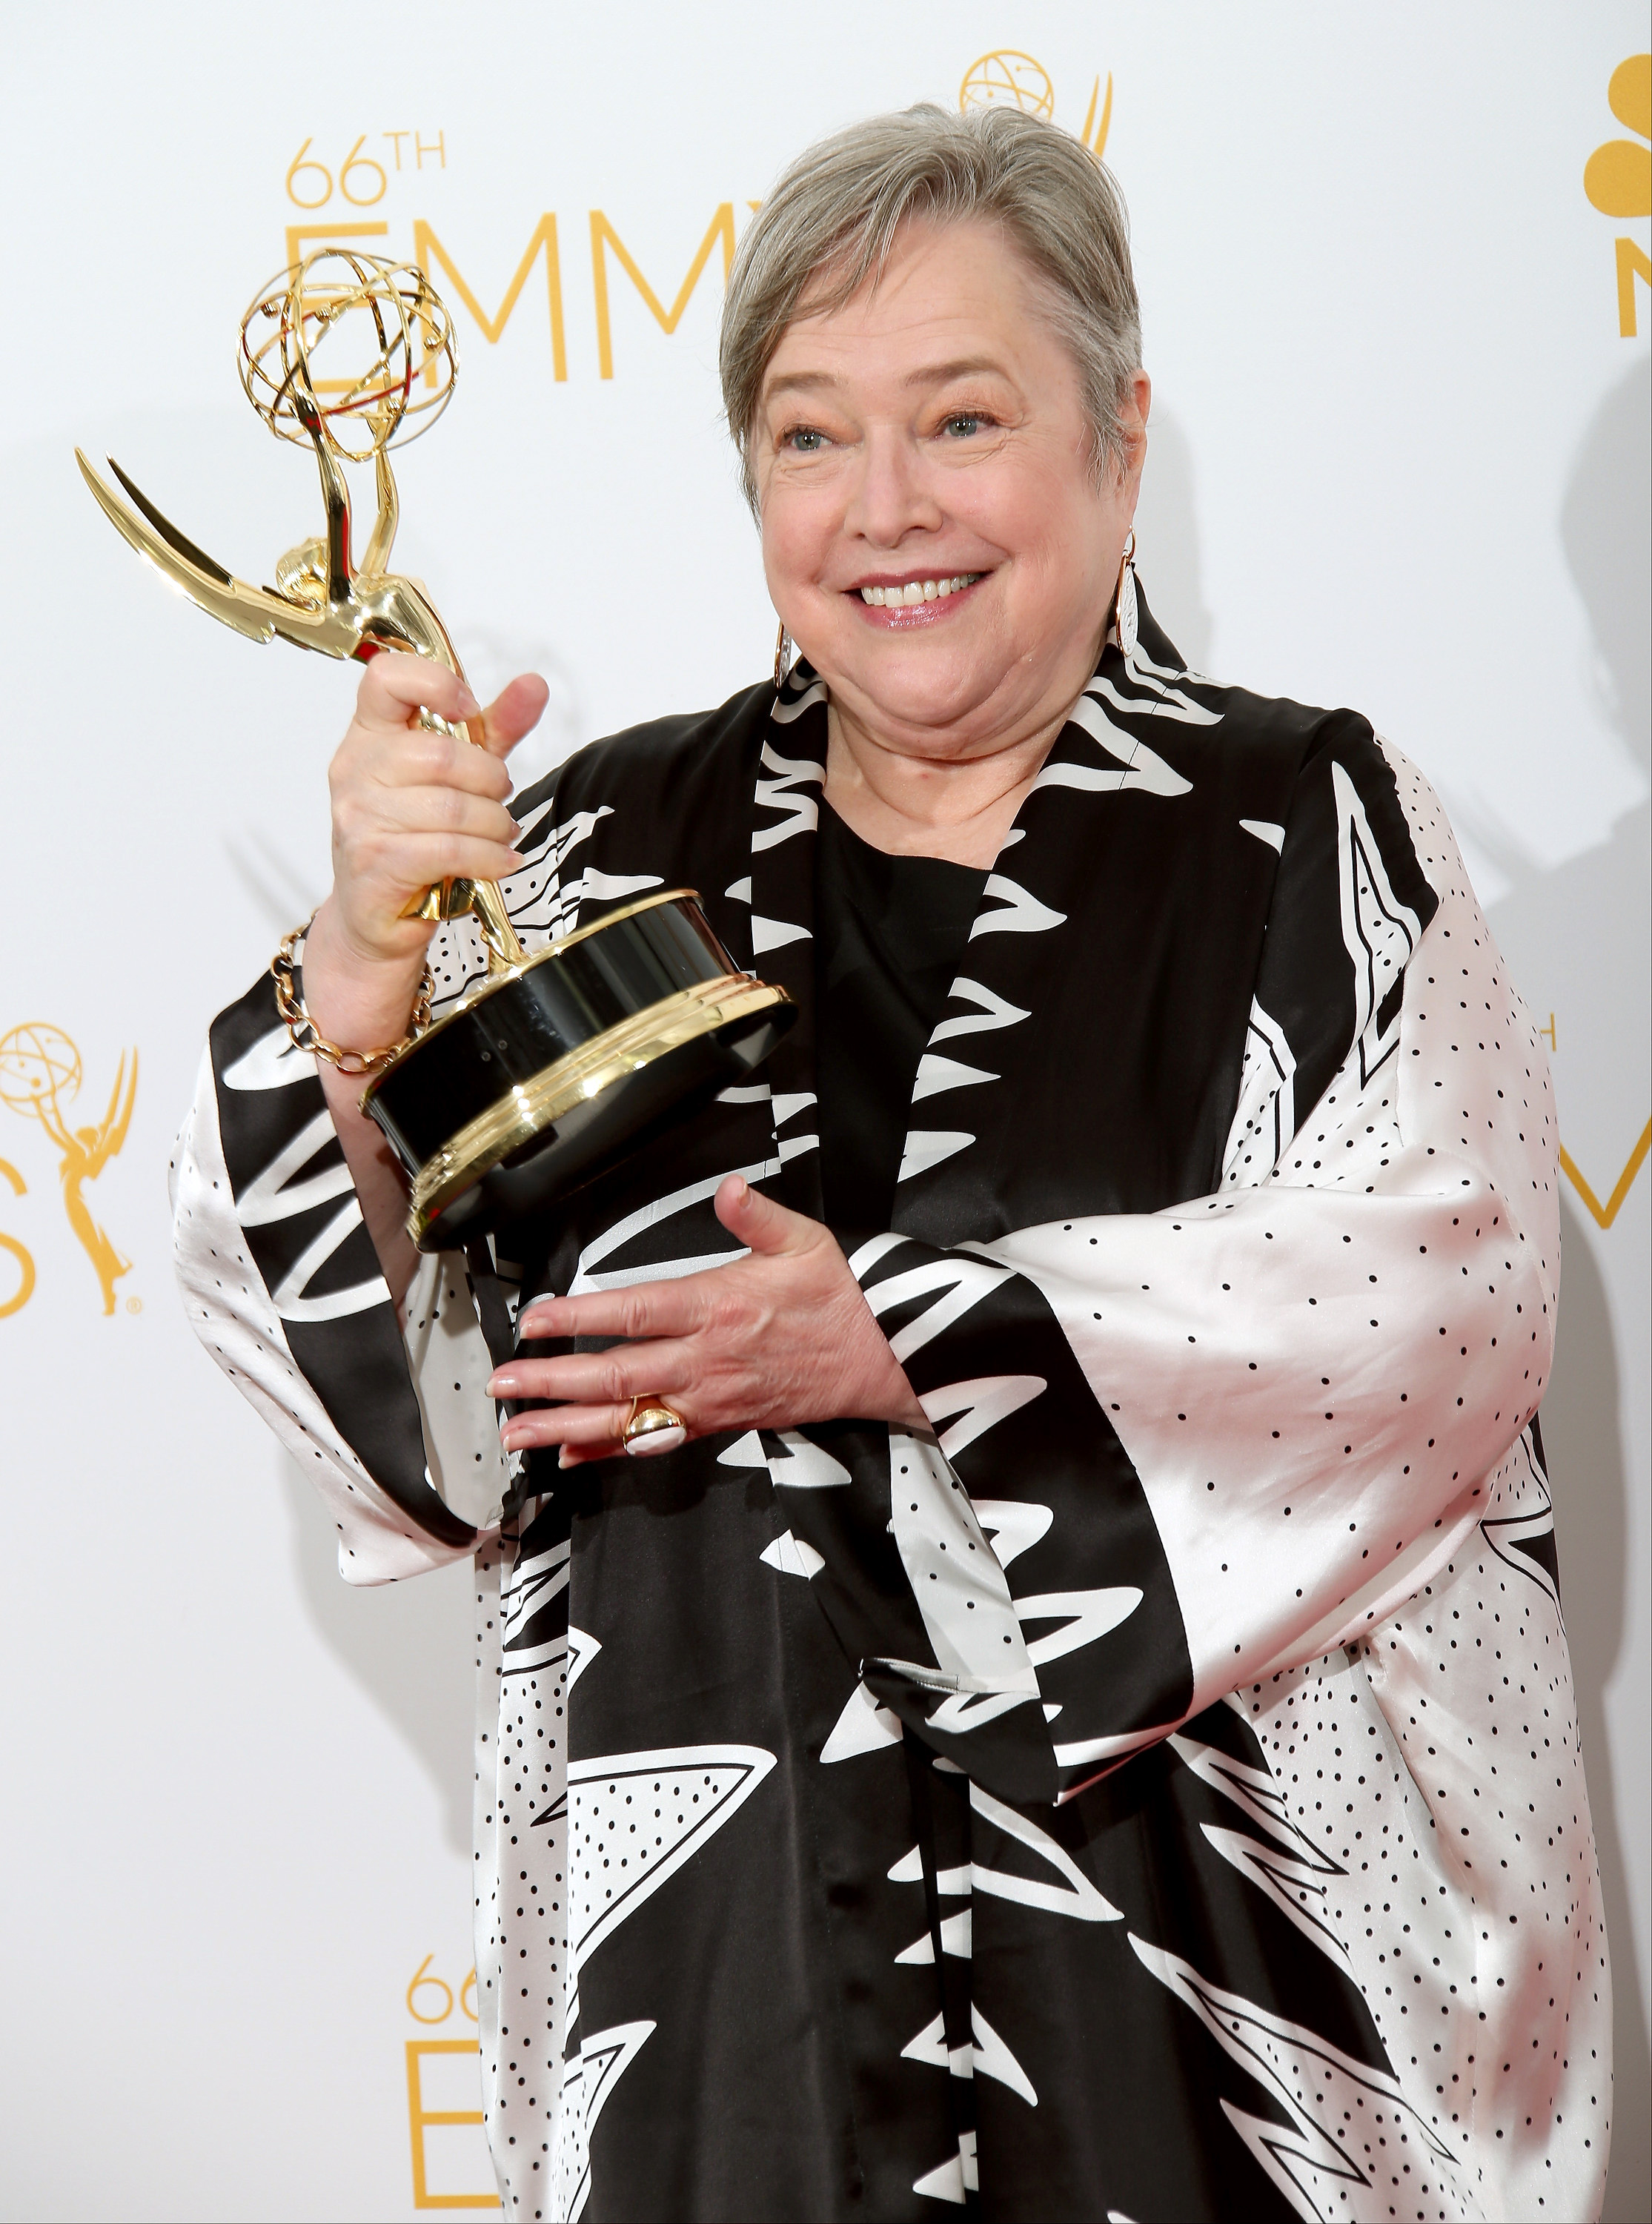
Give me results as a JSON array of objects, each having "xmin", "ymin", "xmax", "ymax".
[
  {"xmin": 238, "ymin": 248, "xmax": 458, "ymax": 463},
  {"xmin": 0, "ymin": 1022, "xmax": 81, "ymax": 1115},
  {"xmin": 960, "ymin": 50, "xmax": 1056, "ymax": 121}
]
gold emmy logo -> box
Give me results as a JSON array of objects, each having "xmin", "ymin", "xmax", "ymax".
[
  {"xmin": 0, "ymin": 1156, "xmax": 31, "ymax": 1320},
  {"xmin": 271, "ymin": 67, "xmax": 1115, "ymax": 405},
  {"xmin": 1561, "ymin": 1122, "xmax": 1651, "ymax": 1231},
  {"xmin": 1583, "ymin": 53, "xmax": 1651, "ymax": 335},
  {"xmin": 402, "ymin": 1955, "xmax": 494, "ymax": 2210},
  {"xmin": 961, "ymin": 50, "xmax": 1055, "ymax": 118},
  {"xmin": 0, "ymin": 1025, "xmax": 137, "ymax": 1315},
  {"xmin": 1530, "ymin": 1016, "xmax": 1648, "ymax": 1231},
  {"xmin": 276, "ymin": 124, "xmax": 737, "ymax": 389},
  {"xmin": 960, "ymin": 50, "xmax": 1113, "ymax": 160}
]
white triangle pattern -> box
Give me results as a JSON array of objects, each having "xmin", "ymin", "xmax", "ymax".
[
  {"xmin": 568, "ymin": 1744, "xmax": 776, "ymax": 1975},
  {"xmin": 897, "ymin": 1129, "xmax": 975, "ymax": 1183},
  {"xmin": 1013, "ymin": 1586, "xmax": 1143, "ymax": 1668},
  {"xmin": 552, "ymin": 2019, "xmax": 656, "ymax": 2223},
  {"xmin": 920, "ymin": 1375, "xmax": 1046, "ymax": 1461},
  {"xmin": 898, "ymin": 2006, "xmax": 1038, "ymax": 2102},
  {"xmin": 912, "ymin": 1053, "xmax": 998, "ymax": 1102},
  {"xmin": 929, "ymin": 977, "xmax": 1029, "ymax": 1045},
  {"xmin": 895, "ymin": 1908, "xmax": 972, "ymax": 1963},
  {"xmin": 1129, "ymin": 1936, "xmax": 1466, "ymax": 2218},
  {"xmin": 220, "ymin": 1022, "xmax": 314, "ymax": 1093},
  {"xmin": 767, "ymin": 1430, "xmax": 851, "ymax": 1488},
  {"xmin": 912, "ymin": 2129, "xmax": 978, "ymax": 2204},
  {"xmin": 751, "ymin": 913, "xmax": 812, "ymax": 953},
  {"xmin": 759, "ymin": 1529, "xmax": 825, "ymax": 1580},
  {"xmin": 971, "ymin": 1497, "xmax": 1055, "ymax": 1570},
  {"xmin": 969, "ymin": 872, "xmax": 1066, "ymax": 939},
  {"xmin": 968, "ymin": 1781, "xmax": 1123, "ymax": 1922},
  {"xmin": 820, "ymin": 1681, "xmax": 903, "ymax": 1762}
]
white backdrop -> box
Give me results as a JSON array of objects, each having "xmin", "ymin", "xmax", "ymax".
[{"xmin": 1, "ymin": 6, "xmax": 1646, "ymax": 2219}]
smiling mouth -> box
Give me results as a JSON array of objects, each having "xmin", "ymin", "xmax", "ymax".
[{"xmin": 855, "ymin": 573, "xmax": 983, "ymax": 607}]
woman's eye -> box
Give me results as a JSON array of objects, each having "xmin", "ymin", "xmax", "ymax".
[
  {"xmin": 942, "ymin": 413, "xmax": 987, "ymax": 439},
  {"xmin": 783, "ymin": 427, "xmax": 827, "ymax": 453}
]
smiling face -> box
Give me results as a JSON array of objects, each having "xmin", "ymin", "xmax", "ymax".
[{"xmin": 754, "ymin": 216, "xmax": 1148, "ymax": 766}]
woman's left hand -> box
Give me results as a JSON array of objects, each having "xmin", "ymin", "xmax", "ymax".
[{"xmin": 486, "ymin": 1175, "xmax": 926, "ymax": 1463}]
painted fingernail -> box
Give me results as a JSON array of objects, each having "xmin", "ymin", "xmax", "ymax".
[
  {"xmin": 488, "ymin": 1373, "xmax": 518, "ymax": 1396},
  {"xmin": 502, "ymin": 851, "xmax": 526, "ymax": 872},
  {"xmin": 728, "ymin": 1176, "xmax": 749, "ymax": 1203},
  {"xmin": 457, "ymin": 687, "xmax": 481, "ymax": 716}
]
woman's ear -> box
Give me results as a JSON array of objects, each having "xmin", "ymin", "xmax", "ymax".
[
  {"xmin": 1122, "ymin": 371, "xmax": 1152, "ymax": 477},
  {"xmin": 1109, "ymin": 370, "xmax": 1151, "ymax": 520}
]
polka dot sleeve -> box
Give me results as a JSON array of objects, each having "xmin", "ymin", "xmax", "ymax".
[{"xmin": 983, "ymin": 744, "xmax": 1559, "ymax": 1715}]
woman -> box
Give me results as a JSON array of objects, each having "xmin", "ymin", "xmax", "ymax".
[{"xmin": 174, "ymin": 105, "xmax": 1610, "ymax": 2223}]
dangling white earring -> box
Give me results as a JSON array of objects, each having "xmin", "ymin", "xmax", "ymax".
[
  {"xmin": 772, "ymin": 620, "xmax": 793, "ymax": 695},
  {"xmin": 1113, "ymin": 529, "xmax": 1138, "ymax": 659}
]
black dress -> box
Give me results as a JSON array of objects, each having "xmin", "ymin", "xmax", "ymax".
[{"xmin": 814, "ymin": 798, "xmax": 988, "ymax": 1244}]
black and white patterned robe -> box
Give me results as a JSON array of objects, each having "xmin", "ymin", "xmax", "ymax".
[{"xmin": 172, "ymin": 588, "xmax": 1610, "ymax": 2222}]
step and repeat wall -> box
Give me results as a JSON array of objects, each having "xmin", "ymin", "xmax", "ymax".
[{"xmin": 1, "ymin": 6, "xmax": 1647, "ymax": 2220}]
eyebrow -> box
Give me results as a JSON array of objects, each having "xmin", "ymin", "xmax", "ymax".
[{"xmin": 763, "ymin": 356, "xmax": 1013, "ymax": 401}]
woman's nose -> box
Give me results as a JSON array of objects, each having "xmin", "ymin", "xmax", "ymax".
[{"xmin": 842, "ymin": 426, "xmax": 945, "ymax": 549}]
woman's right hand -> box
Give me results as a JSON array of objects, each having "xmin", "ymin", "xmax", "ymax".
[{"xmin": 304, "ymin": 652, "xmax": 550, "ymax": 1049}]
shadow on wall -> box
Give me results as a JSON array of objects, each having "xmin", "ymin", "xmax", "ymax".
[
  {"xmin": 279, "ymin": 1454, "xmax": 476, "ymax": 1856},
  {"xmin": 1131, "ymin": 408, "xmax": 1215, "ymax": 675},
  {"xmin": 1480, "ymin": 357, "xmax": 1651, "ymax": 1043},
  {"xmin": 1543, "ymin": 1197, "xmax": 1651, "ymax": 2224},
  {"xmin": 1487, "ymin": 355, "xmax": 1651, "ymax": 2224},
  {"xmin": 1563, "ymin": 360, "xmax": 1651, "ymax": 766}
]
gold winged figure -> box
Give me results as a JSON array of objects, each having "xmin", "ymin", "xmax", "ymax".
[
  {"xmin": 76, "ymin": 249, "xmax": 523, "ymax": 970},
  {"xmin": 0, "ymin": 1025, "xmax": 136, "ymax": 1315}
]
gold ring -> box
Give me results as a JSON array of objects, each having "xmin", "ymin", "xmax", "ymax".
[{"xmin": 621, "ymin": 1397, "xmax": 688, "ymax": 1458}]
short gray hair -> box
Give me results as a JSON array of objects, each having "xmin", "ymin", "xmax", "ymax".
[{"xmin": 720, "ymin": 102, "xmax": 1142, "ymax": 513}]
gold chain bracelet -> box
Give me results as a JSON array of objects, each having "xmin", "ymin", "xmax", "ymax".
[{"xmin": 271, "ymin": 918, "xmax": 435, "ymax": 1076}]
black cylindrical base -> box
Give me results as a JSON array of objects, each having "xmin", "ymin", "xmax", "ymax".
[
  {"xmin": 359, "ymin": 893, "xmax": 794, "ymax": 1250},
  {"xmin": 412, "ymin": 1002, "xmax": 789, "ymax": 1249}
]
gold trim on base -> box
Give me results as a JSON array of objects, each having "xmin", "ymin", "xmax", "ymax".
[
  {"xmin": 404, "ymin": 973, "xmax": 790, "ymax": 1241},
  {"xmin": 365, "ymin": 887, "xmax": 705, "ymax": 1077}
]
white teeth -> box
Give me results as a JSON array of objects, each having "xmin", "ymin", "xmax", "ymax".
[{"xmin": 857, "ymin": 573, "xmax": 981, "ymax": 606}]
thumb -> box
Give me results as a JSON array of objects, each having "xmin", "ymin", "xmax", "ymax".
[
  {"xmin": 474, "ymin": 672, "xmax": 551, "ymax": 761},
  {"xmin": 714, "ymin": 1172, "xmax": 811, "ymax": 1255}
]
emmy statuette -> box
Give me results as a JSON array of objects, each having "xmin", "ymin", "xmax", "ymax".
[{"xmin": 78, "ymin": 251, "xmax": 793, "ymax": 1248}]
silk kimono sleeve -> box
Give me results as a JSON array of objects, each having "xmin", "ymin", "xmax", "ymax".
[
  {"xmin": 165, "ymin": 772, "xmax": 629, "ymax": 1581},
  {"xmin": 167, "ymin": 686, "xmax": 777, "ymax": 1582},
  {"xmin": 801, "ymin": 742, "xmax": 1559, "ymax": 1806}
]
